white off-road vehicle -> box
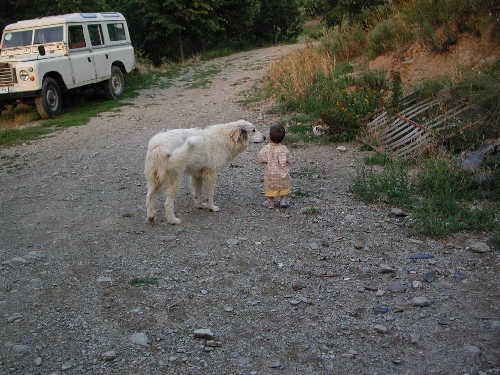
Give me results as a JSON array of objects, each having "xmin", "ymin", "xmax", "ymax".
[{"xmin": 0, "ymin": 12, "xmax": 135, "ymax": 118}]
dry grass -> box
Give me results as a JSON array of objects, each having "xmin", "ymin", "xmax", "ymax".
[{"xmin": 267, "ymin": 43, "xmax": 332, "ymax": 98}]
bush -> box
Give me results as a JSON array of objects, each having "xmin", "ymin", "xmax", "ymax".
[{"xmin": 366, "ymin": 19, "xmax": 413, "ymax": 57}]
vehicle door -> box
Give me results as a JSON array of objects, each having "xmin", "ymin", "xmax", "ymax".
[
  {"xmin": 87, "ymin": 23, "xmax": 110, "ymax": 80},
  {"xmin": 67, "ymin": 24, "xmax": 97, "ymax": 85}
]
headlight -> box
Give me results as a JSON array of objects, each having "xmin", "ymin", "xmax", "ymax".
[{"xmin": 19, "ymin": 70, "xmax": 30, "ymax": 81}]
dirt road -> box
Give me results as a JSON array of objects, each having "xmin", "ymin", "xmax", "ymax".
[{"xmin": 1, "ymin": 44, "xmax": 499, "ymax": 375}]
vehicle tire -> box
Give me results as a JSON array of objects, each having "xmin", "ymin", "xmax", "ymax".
[
  {"xmin": 35, "ymin": 77, "xmax": 62, "ymax": 119},
  {"xmin": 104, "ymin": 66, "xmax": 124, "ymax": 100}
]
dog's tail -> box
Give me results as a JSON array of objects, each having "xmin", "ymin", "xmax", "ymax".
[{"xmin": 166, "ymin": 135, "xmax": 204, "ymax": 169}]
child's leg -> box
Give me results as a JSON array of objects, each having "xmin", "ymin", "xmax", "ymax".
[
  {"xmin": 262, "ymin": 197, "xmax": 274, "ymax": 208},
  {"xmin": 279, "ymin": 195, "xmax": 289, "ymax": 207}
]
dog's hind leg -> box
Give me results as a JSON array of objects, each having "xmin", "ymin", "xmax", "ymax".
[
  {"xmin": 146, "ymin": 181, "xmax": 160, "ymax": 224},
  {"xmin": 191, "ymin": 174, "xmax": 205, "ymax": 209},
  {"xmin": 164, "ymin": 172, "xmax": 183, "ymax": 225}
]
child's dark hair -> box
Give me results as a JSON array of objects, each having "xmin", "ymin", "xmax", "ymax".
[{"xmin": 269, "ymin": 124, "xmax": 285, "ymax": 143}]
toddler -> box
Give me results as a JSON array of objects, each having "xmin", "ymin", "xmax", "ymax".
[{"xmin": 257, "ymin": 124, "xmax": 291, "ymax": 209}]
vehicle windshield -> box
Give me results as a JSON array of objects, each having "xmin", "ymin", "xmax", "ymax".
[
  {"xmin": 2, "ymin": 30, "xmax": 33, "ymax": 48},
  {"xmin": 2, "ymin": 26, "xmax": 63, "ymax": 48}
]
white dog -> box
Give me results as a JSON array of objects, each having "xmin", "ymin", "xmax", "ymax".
[{"xmin": 145, "ymin": 120, "xmax": 266, "ymax": 224}]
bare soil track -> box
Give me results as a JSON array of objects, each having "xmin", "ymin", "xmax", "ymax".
[{"xmin": 0, "ymin": 43, "xmax": 499, "ymax": 375}]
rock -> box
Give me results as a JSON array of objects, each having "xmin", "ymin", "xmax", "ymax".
[
  {"xmin": 380, "ymin": 264, "xmax": 397, "ymax": 273},
  {"xmin": 468, "ymin": 242, "xmax": 491, "ymax": 253},
  {"xmin": 407, "ymin": 253, "xmax": 434, "ymax": 259},
  {"xmin": 193, "ymin": 328, "xmax": 214, "ymax": 339},
  {"xmin": 412, "ymin": 297, "xmax": 430, "ymax": 307},
  {"xmin": 410, "ymin": 332, "xmax": 420, "ymax": 344},
  {"xmin": 96, "ymin": 277, "xmax": 112, "ymax": 283},
  {"xmin": 390, "ymin": 208, "xmax": 406, "ymax": 216},
  {"xmin": 292, "ymin": 281, "xmax": 307, "ymax": 291},
  {"xmin": 412, "ymin": 281, "xmax": 423, "ymax": 289},
  {"xmin": 374, "ymin": 324, "xmax": 388, "ymax": 334},
  {"xmin": 386, "ymin": 283, "xmax": 406, "ymax": 293},
  {"xmin": 129, "ymin": 332, "xmax": 149, "ymax": 346},
  {"xmin": 424, "ymin": 270, "xmax": 437, "ymax": 282},
  {"xmin": 11, "ymin": 257, "xmax": 29, "ymax": 264},
  {"xmin": 373, "ymin": 306, "xmax": 389, "ymax": 315},
  {"xmin": 12, "ymin": 344, "xmax": 29, "ymax": 352},
  {"xmin": 8, "ymin": 313, "xmax": 23, "ymax": 323},
  {"xmin": 34, "ymin": 357, "xmax": 43, "ymax": 366},
  {"xmin": 206, "ymin": 340, "xmax": 222, "ymax": 347},
  {"xmin": 268, "ymin": 361, "xmax": 285, "ymax": 369},
  {"xmin": 463, "ymin": 345, "xmax": 481, "ymax": 355},
  {"xmin": 102, "ymin": 350, "xmax": 117, "ymax": 361},
  {"xmin": 337, "ymin": 146, "xmax": 347, "ymax": 152},
  {"xmin": 364, "ymin": 285, "xmax": 378, "ymax": 291}
]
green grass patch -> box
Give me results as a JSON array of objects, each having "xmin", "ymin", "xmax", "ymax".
[
  {"xmin": 350, "ymin": 154, "xmax": 500, "ymax": 237},
  {"xmin": 292, "ymin": 189, "xmax": 312, "ymax": 198},
  {"xmin": 129, "ymin": 277, "xmax": 159, "ymax": 287},
  {"xmin": 291, "ymin": 167, "xmax": 318, "ymax": 179}
]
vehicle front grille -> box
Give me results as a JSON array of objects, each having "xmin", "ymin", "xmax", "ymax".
[{"xmin": 0, "ymin": 63, "xmax": 16, "ymax": 86}]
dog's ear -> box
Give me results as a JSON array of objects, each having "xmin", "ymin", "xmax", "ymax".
[{"xmin": 231, "ymin": 127, "xmax": 248, "ymax": 143}]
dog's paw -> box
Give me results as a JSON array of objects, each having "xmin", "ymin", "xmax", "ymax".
[
  {"xmin": 168, "ymin": 217, "xmax": 182, "ymax": 225},
  {"xmin": 148, "ymin": 216, "xmax": 156, "ymax": 225},
  {"xmin": 196, "ymin": 202, "xmax": 207, "ymax": 209},
  {"xmin": 208, "ymin": 205, "xmax": 219, "ymax": 212}
]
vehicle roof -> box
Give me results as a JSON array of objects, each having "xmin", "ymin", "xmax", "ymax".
[{"xmin": 3, "ymin": 12, "xmax": 126, "ymax": 30}]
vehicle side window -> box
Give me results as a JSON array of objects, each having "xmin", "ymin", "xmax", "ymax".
[
  {"xmin": 68, "ymin": 25, "xmax": 86, "ymax": 49},
  {"xmin": 107, "ymin": 23, "xmax": 126, "ymax": 41},
  {"xmin": 34, "ymin": 26, "xmax": 63, "ymax": 44},
  {"xmin": 88, "ymin": 24, "xmax": 103, "ymax": 46}
]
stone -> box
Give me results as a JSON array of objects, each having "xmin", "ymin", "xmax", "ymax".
[
  {"xmin": 102, "ymin": 350, "xmax": 117, "ymax": 361},
  {"xmin": 468, "ymin": 242, "xmax": 491, "ymax": 253},
  {"xmin": 386, "ymin": 283, "xmax": 406, "ymax": 293},
  {"xmin": 373, "ymin": 306, "xmax": 389, "ymax": 315},
  {"xmin": 292, "ymin": 281, "xmax": 307, "ymax": 291},
  {"xmin": 407, "ymin": 253, "xmax": 434, "ymax": 259},
  {"xmin": 412, "ymin": 297, "xmax": 430, "ymax": 307},
  {"xmin": 193, "ymin": 328, "xmax": 214, "ymax": 339},
  {"xmin": 410, "ymin": 332, "xmax": 420, "ymax": 344},
  {"xmin": 129, "ymin": 332, "xmax": 149, "ymax": 346},
  {"xmin": 424, "ymin": 270, "xmax": 437, "ymax": 282},
  {"xmin": 374, "ymin": 324, "xmax": 388, "ymax": 334}
]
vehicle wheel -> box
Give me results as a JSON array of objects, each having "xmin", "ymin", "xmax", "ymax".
[
  {"xmin": 104, "ymin": 66, "xmax": 124, "ymax": 100},
  {"xmin": 35, "ymin": 77, "xmax": 62, "ymax": 119}
]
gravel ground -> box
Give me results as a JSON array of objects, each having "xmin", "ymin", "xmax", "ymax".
[{"xmin": 1, "ymin": 43, "xmax": 499, "ymax": 375}]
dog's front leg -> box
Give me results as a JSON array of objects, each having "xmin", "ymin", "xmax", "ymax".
[{"xmin": 203, "ymin": 171, "xmax": 219, "ymax": 212}]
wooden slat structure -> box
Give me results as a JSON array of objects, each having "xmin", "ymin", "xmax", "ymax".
[{"xmin": 360, "ymin": 95, "xmax": 483, "ymax": 160}]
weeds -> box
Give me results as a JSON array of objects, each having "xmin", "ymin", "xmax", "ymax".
[
  {"xmin": 350, "ymin": 154, "xmax": 500, "ymax": 236},
  {"xmin": 129, "ymin": 277, "xmax": 159, "ymax": 287}
]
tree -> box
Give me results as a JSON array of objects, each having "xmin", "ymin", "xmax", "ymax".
[
  {"xmin": 251, "ymin": 0, "xmax": 303, "ymax": 44},
  {"xmin": 303, "ymin": 0, "xmax": 386, "ymax": 28},
  {"xmin": 140, "ymin": 0, "xmax": 221, "ymax": 62}
]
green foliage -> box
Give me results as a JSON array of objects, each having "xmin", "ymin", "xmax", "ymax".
[
  {"xmin": 319, "ymin": 88, "xmax": 381, "ymax": 142},
  {"xmin": 129, "ymin": 277, "xmax": 159, "ymax": 287},
  {"xmin": 399, "ymin": 0, "xmax": 499, "ymax": 52},
  {"xmin": 251, "ymin": 0, "xmax": 304, "ymax": 44},
  {"xmin": 366, "ymin": 19, "xmax": 413, "ymax": 57},
  {"xmin": 349, "ymin": 160, "xmax": 413, "ymax": 205},
  {"xmin": 303, "ymin": 0, "xmax": 387, "ymax": 28},
  {"xmin": 350, "ymin": 155, "xmax": 500, "ymax": 237}
]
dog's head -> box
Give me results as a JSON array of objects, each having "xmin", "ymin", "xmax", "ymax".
[{"xmin": 231, "ymin": 120, "xmax": 266, "ymax": 145}]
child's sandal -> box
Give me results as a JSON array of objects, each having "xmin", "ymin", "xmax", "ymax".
[{"xmin": 262, "ymin": 200, "xmax": 274, "ymax": 209}]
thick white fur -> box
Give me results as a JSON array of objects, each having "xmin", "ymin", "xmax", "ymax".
[{"xmin": 145, "ymin": 120, "xmax": 265, "ymax": 224}]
